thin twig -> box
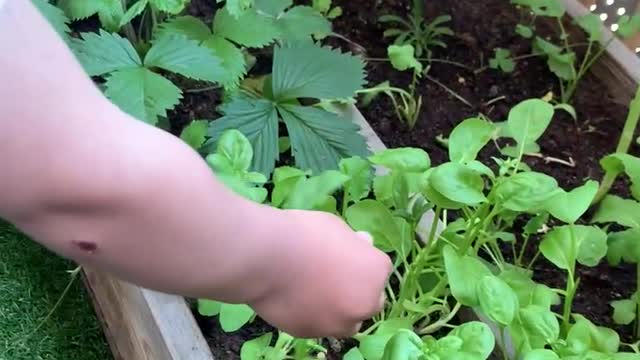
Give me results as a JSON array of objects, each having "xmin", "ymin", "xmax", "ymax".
[
  {"xmin": 484, "ymin": 95, "xmax": 506, "ymax": 107},
  {"xmin": 526, "ymin": 153, "xmax": 576, "ymax": 167},
  {"xmin": 424, "ymin": 74, "xmax": 473, "ymax": 108}
]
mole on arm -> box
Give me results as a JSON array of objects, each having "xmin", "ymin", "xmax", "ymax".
[{"xmin": 72, "ymin": 240, "xmax": 98, "ymax": 254}]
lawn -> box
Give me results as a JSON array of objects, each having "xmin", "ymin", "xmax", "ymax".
[{"xmin": 0, "ymin": 220, "xmax": 112, "ymax": 360}]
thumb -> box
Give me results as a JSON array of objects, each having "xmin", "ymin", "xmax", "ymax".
[{"xmin": 355, "ymin": 231, "xmax": 374, "ymax": 245}]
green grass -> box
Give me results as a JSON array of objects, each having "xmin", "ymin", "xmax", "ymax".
[{"xmin": 0, "ymin": 220, "xmax": 112, "ymax": 360}]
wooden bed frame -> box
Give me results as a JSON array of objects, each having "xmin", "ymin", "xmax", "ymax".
[{"xmin": 82, "ymin": 1, "xmax": 640, "ymax": 358}]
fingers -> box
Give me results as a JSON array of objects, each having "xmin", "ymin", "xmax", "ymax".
[{"xmin": 355, "ymin": 231, "xmax": 374, "ymax": 245}]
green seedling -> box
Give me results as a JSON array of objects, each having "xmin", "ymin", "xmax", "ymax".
[
  {"xmin": 379, "ymin": 0, "xmax": 453, "ymax": 59},
  {"xmin": 508, "ymin": 0, "xmax": 640, "ymax": 103}
]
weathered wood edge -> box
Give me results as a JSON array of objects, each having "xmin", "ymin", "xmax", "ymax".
[{"xmin": 82, "ymin": 268, "xmax": 214, "ymax": 360}]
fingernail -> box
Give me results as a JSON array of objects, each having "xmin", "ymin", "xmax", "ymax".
[{"xmin": 356, "ymin": 231, "xmax": 374, "ymax": 245}]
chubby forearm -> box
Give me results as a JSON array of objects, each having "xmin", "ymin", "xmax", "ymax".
[{"xmin": 0, "ymin": 0, "xmax": 283, "ymax": 304}]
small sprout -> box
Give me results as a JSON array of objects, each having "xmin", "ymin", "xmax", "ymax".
[{"xmin": 489, "ymin": 48, "xmax": 515, "ymax": 73}]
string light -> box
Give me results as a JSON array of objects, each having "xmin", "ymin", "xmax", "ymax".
[
  {"xmin": 600, "ymin": 13, "xmax": 608, "ymax": 21},
  {"xmin": 606, "ymin": 0, "xmax": 615, "ymax": 5},
  {"xmin": 617, "ymin": 7, "xmax": 626, "ymax": 15},
  {"xmin": 590, "ymin": 4, "xmax": 597, "ymax": 11},
  {"xmin": 636, "ymin": 47, "xmax": 640, "ymax": 53},
  {"xmin": 611, "ymin": 23, "xmax": 619, "ymax": 31}
]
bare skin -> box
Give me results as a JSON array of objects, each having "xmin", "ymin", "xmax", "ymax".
[{"xmin": 0, "ymin": 1, "xmax": 392, "ymax": 338}]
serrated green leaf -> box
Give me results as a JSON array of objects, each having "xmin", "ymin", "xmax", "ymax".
[
  {"xmin": 449, "ymin": 117, "xmax": 495, "ymax": 163},
  {"xmin": 220, "ymin": 0, "xmax": 254, "ymax": 17},
  {"xmin": 611, "ymin": 299, "xmax": 637, "ymax": 325},
  {"xmin": 32, "ymin": 0, "xmax": 71, "ymax": 39},
  {"xmin": 120, "ymin": 0, "xmax": 148, "ymax": 27},
  {"xmin": 104, "ymin": 67, "xmax": 182, "ymax": 125},
  {"xmin": 155, "ymin": 16, "xmax": 212, "ymax": 42},
  {"xmin": 150, "ymin": 0, "xmax": 188, "ymax": 14},
  {"xmin": 254, "ymin": 0, "xmax": 292, "ymax": 15},
  {"xmin": 214, "ymin": 7, "xmax": 279, "ymax": 47},
  {"xmin": 387, "ymin": 45, "xmax": 423, "ymax": 73},
  {"xmin": 180, "ymin": 120, "xmax": 208, "ymax": 150},
  {"xmin": 276, "ymin": 6, "xmax": 331, "ymax": 40},
  {"xmin": 97, "ymin": 0, "xmax": 125, "ymax": 32},
  {"xmin": 71, "ymin": 30, "xmax": 142, "ymax": 76},
  {"xmin": 144, "ymin": 33, "xmax": 225, "ymax": 82},
  {"xmin": 202, "ymin": 36, "xmax": 247, "ymax": 87},
  {"xmin": 57, "ymin": 0, "xmax": 102, "ymax": 20},
  {"xmin": 576, "ymin": 13, "xmax": 602, "ymax": 42},
  {"xmin": 271, "ymin": 42, "xmax": 365, "ymax": 100},
  {"xmin": 279, "ymin": 104, "xmax": 369, "ymax": 174},
  {"xmin": 543, "ymin": 180, "xmax": 598, "ymax": 224},
  {"xmin": 208, "ymin": 96, "xmax": 279, "ymax": 176},
  {"xmin": 592, "ymin": 195, "xmax": 640, "ymax": 228}
]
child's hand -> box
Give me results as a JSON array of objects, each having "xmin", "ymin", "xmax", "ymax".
[{"xmin": 249, "ymin": 209, "xmax": 392, "ymax": 339}]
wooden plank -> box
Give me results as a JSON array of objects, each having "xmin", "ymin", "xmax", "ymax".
[{"xmin": 82, "ymin": 268, "xmax": 214, "ymax": 360}]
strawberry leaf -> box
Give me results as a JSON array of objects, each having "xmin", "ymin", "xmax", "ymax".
[
  {"xmin": 104, "ymin": 67, "xmax": 182, "ymax": 125},
  {"xmin": 279, "ymin": 104, "xmax": 370, "ymax": 174},
  {"xmin": 32, "ymin": 0, "xmax": 71, "ymax": 39},
  {"xmin": 71, "ymin": 30, "xmax": 142, "ymax": 76},
  {"xmin": 213, "ymin": 7, "xmax": 280, "ymax": 48},
  {"xmin": 119, "ymin": 0, "xmax": 149, "ymax": 27},
  {"xmin": 150, "ymin": 0, "xmax": 188, "ymax": 14},
  {"xmin": 218, "ymin": 0, "xmax": 255, "ymax": 18},
  {"xmin": 208, "ymin": 96, "xmax": 280, "ymax": 176},
  {"xmin": 57, "ymin": 0, "xmax": 103, "ymax": 20},
  {"xmin": 271, "ymin": 43, "xmax": 366, "ymax": 101},
  {"xmin": 144, "ymin": 33, "xmax": 225, "ymax": 83},
  {"xmin": 155, "ymin": 16, "xmax": 212, "ymax": 42},
  {"xmin": 275, "ymin": 6, "xmax": 331, "ymax": 40},
  {"xmin": 202, "ymin": 36, "xmax": 247, "ymax": 88},
  {"xmin": 254, "ymin": 0, "xmax": 292, "ymax": 16}
]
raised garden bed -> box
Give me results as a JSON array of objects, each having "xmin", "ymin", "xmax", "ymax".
[{"xmin": 37, "ymin": 0, "xmax": 640, "ymax": 359}]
